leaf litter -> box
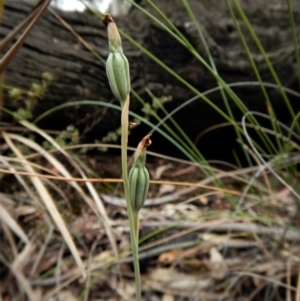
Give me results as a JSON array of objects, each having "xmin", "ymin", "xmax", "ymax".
[{"xmin": 0, "ymin": 150, "xmax": 300, "ymax": 301}]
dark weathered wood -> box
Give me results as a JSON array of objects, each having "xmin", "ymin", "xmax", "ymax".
[{"xmin": 1, "ymin": 0, "xmax": 299, "ymax": 145}]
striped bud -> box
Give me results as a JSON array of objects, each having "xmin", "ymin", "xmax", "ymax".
[
  {"xmin": 129, "ymin": 165, "xmax": 150, "ymax": 212},
  {"xmin": 103, "ymin": 14, "xmax": 130, "ymax": 106},
  {"xmin": 129, "ymin": 135, "xmax": 152, "ymax": 212},
  {"xmin": 106, "ymin": 51, "xmax": 130, "ymax": 105}
]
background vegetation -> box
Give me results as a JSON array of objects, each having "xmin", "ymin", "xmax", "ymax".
[{"xmin": 0, "ymin": 0, "xmax": 300, "ymax": 300}]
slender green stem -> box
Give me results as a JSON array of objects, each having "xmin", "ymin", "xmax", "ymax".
[
  {"xmin": 133, "ymin": 211, "xmax": 139, "ymax": 242},
  {"xmin": 121, "ymin": 95, "xmax": 141, "ymax": 301}
]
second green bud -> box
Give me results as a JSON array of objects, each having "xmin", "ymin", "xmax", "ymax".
[{"xmin": 129, "ymin": 135, "xmax": 152, "ymax": 212}]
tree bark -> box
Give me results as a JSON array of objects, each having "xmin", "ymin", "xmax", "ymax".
[{"xmin": 1, "ymin": 0, "xmax": 299, "ymax": 141}]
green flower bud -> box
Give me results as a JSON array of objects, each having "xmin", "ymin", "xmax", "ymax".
[
  {"xmin": 106, "ymin": 51, "xmax": 130, "ymax": 105},
  {"xmin": 129, "ymin": 165, "xmax": 150, "ymax": 212},
  {"xmin": 103, "ymin": 14, "xmax": 130, "ymax": 106},
  {"xmin": 129, "ymin": 135, "xmax": 152, "ymax": 212}
]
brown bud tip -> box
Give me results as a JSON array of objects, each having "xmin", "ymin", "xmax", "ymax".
[
  {"xmin": 102, "ymin": 13, "xmax": 114, "ymax": 27},
  {"xmin": 142, "ymin": 134, "xmax": 152, "ymax": 148}
]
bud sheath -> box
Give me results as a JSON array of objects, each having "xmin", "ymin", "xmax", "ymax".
[{"xmin": 129, "ymin": 135, "xmax": 152, "ymax": 212}]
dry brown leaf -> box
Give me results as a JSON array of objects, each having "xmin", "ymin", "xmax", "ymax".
[
  {"xmin": 209, "ymin": 247, "xmax": 227, "ymax": 279},
  {"xmin": 154, "ymin": 164, "xmax": 173, "ymax": 179},
  {"xmin": 158, "ymin": 250, "xmax": 180, "ymax": 265},
  {"xmin": 0, "ymin": 194, "xmax": 15, "ymax": 206},
  {"xmin": 253, "ymin": 275, "xmax": 264, "ymax": 287},
  {"xmin": 0, "ymin": 202, "xmax": 29, "ymax": 244},
  {"xmin": 93, "ymin": 250, "xmax": 113, "ymax": 263},
  {"xmin": 216, "ymin": 192, "xmax": 225, "ymax": 199},
  {"xmin": 56, "ymin": 290, "xmax": 76, "ymax": 301},
  {"xmin": 198, "ymin": 196, "xmax": 208, "ymax": 205},
  {"xmin": 146, "ymin": 268, "xmax": 212, "ymax": 291},
  {"xmin": 123, "ymin": 281, "xmax": 136, "ymax": 298},
  {"xmin": 14, "ymin": 205, "xmax": 37, "ymax": 217},
  {"xmin": 158, "ymin": 184, "xmax": 176, "ymax": 196},
  {"xmin": 210, "ymin": 247, "xmax": 224, "ymax": 265},
  {"xmin": 25, "ymin": 251, "xmax": 58, "ymax": 276},
  {"xmin": 162, "ymin": 294, "xmax": 175, "ymax": 301}
]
